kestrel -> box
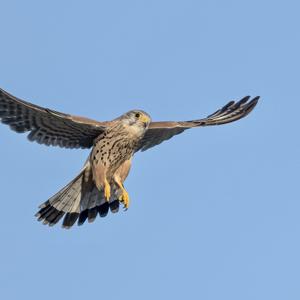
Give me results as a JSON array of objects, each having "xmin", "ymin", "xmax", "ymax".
[{"xmin": 0, "ymin": 88, "xmax": 259, "ymax": 228}]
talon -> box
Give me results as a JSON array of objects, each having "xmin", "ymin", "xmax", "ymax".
[
  {"xmin": 119, "ymin": 190, "xmax": 130, "ymax": 210},
  {"xmin": 114, "ymin": 177, "xmax": 130, "ymax": 210},
  {"xmin": 104, "ymin": 179, "xmax": 111, "ymax": 201}
]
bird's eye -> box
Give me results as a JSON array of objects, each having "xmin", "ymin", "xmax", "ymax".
[{"xmin": 135, "ymin": 113, "xmax": 140, "ymax": 118}]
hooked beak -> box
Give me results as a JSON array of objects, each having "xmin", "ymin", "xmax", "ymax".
[{"xmin": 140, "ymin": 115, "xmax": 150, "ymax": 124}]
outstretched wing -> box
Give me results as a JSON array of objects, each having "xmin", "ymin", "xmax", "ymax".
[
  {"xmin": 136, "ymin": 96, "xmax": 259, "ymax": 152},
  {"xmin": 0, "ymin": 88, "xmax": 109, "ymax": 149}
]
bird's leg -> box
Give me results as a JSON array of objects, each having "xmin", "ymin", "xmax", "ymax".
[
  {"xmin": 104, "ymin": 178, "xmax": 111, "ymax": 201},
  {"xmin": 114, "ymin": 177, "xmax": 130, "ymax": 210}
]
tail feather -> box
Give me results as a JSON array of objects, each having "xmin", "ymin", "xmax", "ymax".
[
  {"xmin": 98, "ymin": 201, "xmax": 110, "ymax": 217},
  {"xmin": 61, "ymin": 193, "xmax": 81, "ymax": 229},
  {"xmin": 109, "ymin": 200, "xmax": 120, "ymax": 213},
  {"xmin": 62, "ymin": 212, "xmax": 80, "ymax": 229},
  {"xmin": 78, "ymin": 209, "xmax": 88, "ymax": 226},
  {"xmin": 87, "ymin": 207, "xmax": 98, "ymax": 223},
  {"xmin": 35, "ymin": 166, "xmax": 123, "ymax": 229},
  {"xmin": 35, "ymin": 171, "xmax": 83, "ymax": 226}
]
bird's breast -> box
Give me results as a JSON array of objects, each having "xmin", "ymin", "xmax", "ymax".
[{"xmin": 91, "ymin": 130, "xmax": 138, "ymax": 178}]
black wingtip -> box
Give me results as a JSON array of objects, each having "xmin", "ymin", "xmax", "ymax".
[
  {"xmin": 251, "ymin": 96, "xmax": 260, "ymax": 103},
  {"xmin": 241, "ymin": 95, "xmax": 251, "ymax": 101},
  {"xmin": 237, "ymin": 96, "xmax": 251, "ymax": 106},
  {"xmin": 246, "ymin": 96, "xmax": 260, "ymax": 110}
]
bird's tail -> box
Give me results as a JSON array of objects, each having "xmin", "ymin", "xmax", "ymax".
[{"xmin": 35, "ymin": 163, "xmax": 121, "ymax": 229}]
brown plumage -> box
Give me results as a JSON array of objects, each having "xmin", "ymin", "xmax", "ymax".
[{"xmin": 0, "ymin": 88, "xmax": 259, "ymax": 228}]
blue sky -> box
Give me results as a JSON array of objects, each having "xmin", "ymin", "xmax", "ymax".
[{"xmin": 0, "ymin": 0, "xmax": 299, "ymax": 299}]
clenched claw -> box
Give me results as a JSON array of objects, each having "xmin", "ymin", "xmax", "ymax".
[{"xmin": 119, "ymin": 190, "xmax": 130, "ymax": 210}]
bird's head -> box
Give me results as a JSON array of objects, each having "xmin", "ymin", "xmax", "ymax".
[{"xmin": 119, "ymin": 110, "xmax": 151, "ymax": 135}]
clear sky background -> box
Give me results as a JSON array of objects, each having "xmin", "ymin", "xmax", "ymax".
[{"xmin": 0, "ymin": 1, "xmax": 299, "ymax": 299}]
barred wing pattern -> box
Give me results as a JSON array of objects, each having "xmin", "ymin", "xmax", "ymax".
[
  {"xmin": 137, "ymin": 96, "xmax": 259, "ymax": 152},
  {"xmin": 0, "ymin": 88, "xmax": 107, "ymax": 149}
]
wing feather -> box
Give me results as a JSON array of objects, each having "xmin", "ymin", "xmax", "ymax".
[
  {"xmin": 136, "ymin": 96, "xmax": 259, "ymax": 152},
  {"xmin": 0, "ymin": 88, "xmax": 109, "ymax": 149}
]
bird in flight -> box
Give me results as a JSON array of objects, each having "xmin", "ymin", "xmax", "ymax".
[{"xmin": 0, "ymin": 88, "xmax": 259, "ymax": 229}]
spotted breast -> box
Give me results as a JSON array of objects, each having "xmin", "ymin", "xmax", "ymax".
[{"xmin": 91, "ymin": 123, "xmax": 139, "ymax": 183}]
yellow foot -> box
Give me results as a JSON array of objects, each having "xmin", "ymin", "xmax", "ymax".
[
  {"xmin": 104, "ymin": 179, "xmax": 111, "ymax": 201},
  {"xmin": 119, "ymin": 189, "xmax": 130, "ymax": 210}
]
